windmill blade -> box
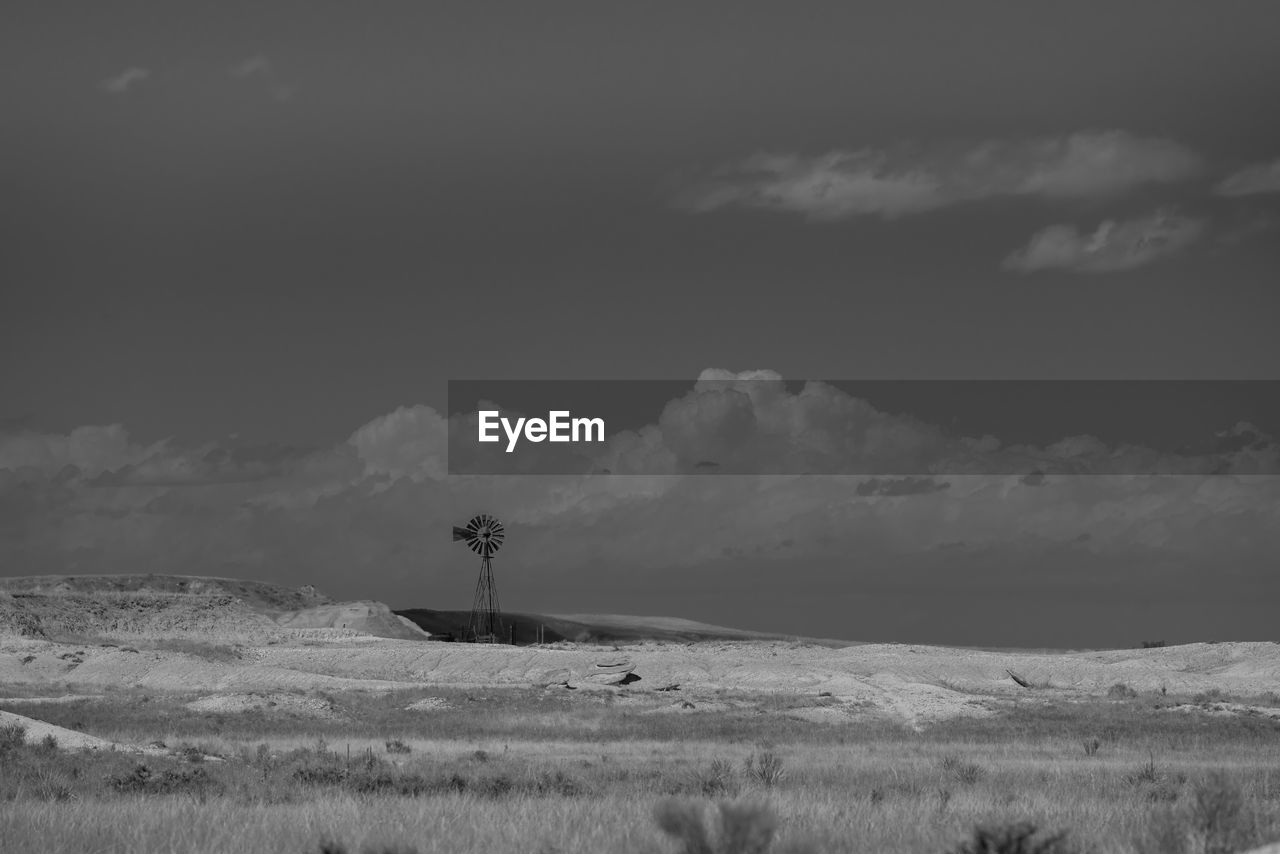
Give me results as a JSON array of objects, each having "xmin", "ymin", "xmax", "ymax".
[{"xmin": 455, "ymin": 514, "xmax": 505, "ymax": 557}]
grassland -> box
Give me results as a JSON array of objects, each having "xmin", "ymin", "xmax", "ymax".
[{"xmin": 3, "ymin": 685, "xmax": 1280, "ymax": 853}]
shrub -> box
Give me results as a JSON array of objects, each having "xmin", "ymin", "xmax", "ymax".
[
  {"xmin": 108, "ymin": 763, "xmax": 224, "ymax": 800},
  {"xmin": 535, "ymin": 769, "xmax": 583, "ymax": 797},
  {"xmin": 292, "ymin": 764, "xmax": 348, "ymax": 787},
  {"xmin": 312, "ymin": 841, "xmax": 419, "ymax": 854},
  {"xmin": 687, "ymin": 758, "xmax": 741, "ymax": 798},
  {"xmin": 1107, "ymin": 683, "xmax": 1138, "ymax": 700},
  {"xmin": 1188, "ymin": 772, "xmax": 1257, "ymax": 854},
  {"xmin": 946, "ymin": 821, "xmax": 1077, "ymax": 854},
  {"xmin": 1081, "ymin": 737, "xmax": 1100, "ymax": 757},
  {"xmin": 1134, "ymin": 773, "xmax": 1259, "ymax": 854},
  {"xmin": 744, "ymin": 751, "xmax": 785, "ymax": 788},
  {"xmin": 474, "ymin": 774, "xmax": 514, "ymax": 798},
  {"xmin": 0, "ymin": 722, "xmax": 26, "ymax": 755},
  {"xmin": 654, "ymin": 799, "xmax": 786, "ymax": 854},
  {"xmin": 1141, "ymin": 640, "xmax": 1167, "ymax": 649},
  {"xmin": 384, "ymin": 739, "xmax": 412, "ymax": 754},
  {"xmin": 940, "ymin": 755, "xmax": 986, "ymax": 785},
  {"xmin": 1126, "ymin": 752, "xmax": 1161, "ymax": 786}
]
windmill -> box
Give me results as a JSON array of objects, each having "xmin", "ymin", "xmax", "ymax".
[{"xmin": 452, "ymin": 514, "xmax": 506, "ymax": 643}]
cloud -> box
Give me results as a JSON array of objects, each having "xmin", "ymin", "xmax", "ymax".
[
  {"xmin": 99, "ymin": 68, "xmax": 150, "ymax": 95},
  {"xmin": 575, "ymin": 370, "xmax": 1277, "ymax": 477},
  {"xmin": 4, "ymin": 372, "xmax": 1279, "ymax": 641},
  {"xmin": 678, "ymin": 131, "xmax": 1200, "ymax": 220},
  {"xmin": 1215, "ymin": 211, "xmax": 1280, "ymax": 246},
  {"xmin": 230, "ymin": 55, "xmax": 294, "ymax": 101},
  {"xmin": 89, "ymin": 440, "xmax": 319, "ymax": 487},
  {"xmin": 349, "ymin": 405, "xmax": 448, "ymax": 482},
  {"xmin": 855, "ymin": 477, "xmax": 951, "ymax": 497},
  {"xmin": 1214, "ymin": 158, "xmax": 1280, "ymax": 197},
  {"xmin": 0, "ymin": 425, "xmax": 157, "ymax": 478},
  {"xmin": 1001, "ymin": 208, "xmax": 1205, "ymax": 273}
]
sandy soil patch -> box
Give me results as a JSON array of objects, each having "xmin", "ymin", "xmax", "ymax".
[
  {"xmin": 5, "ymin": 634, "xmax": 1280, "ymax": 727},
  {"xmin": 404, "ymin": 697, "xmax": 451, "ymax": 711},
  {"xmin": 0, "ymin": 708, "xmax": 168, "ymax": 755},
  {"xmin": 185, "ymin": 692, "xmax": 340, "ymax": 717}
]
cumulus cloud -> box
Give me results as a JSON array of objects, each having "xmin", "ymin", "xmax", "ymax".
[
  {"xmin": 1001, "ymin": 208, "xmax": 1205, "ymax": 273},
  {"xmin": 678, "ymin": 131, "xmax": 1200, "ymax": 220},
  {"xmin": 0, "ymin": 425, "xmax": 157, "ymax": 478},
  {"xmin": 230, "ymin": 55, "xmax": 294, "ymax": 101},
  {"xmin": 90, "ymin": 440, "xmax": 318, "ymax": 487},
  {"xmin": 855, "ymin": 477, "xmax": 951, "ymax": 497},
  {"xmin": 99, "ymin": 67, "xmax": 150, "ymax": 95},
  {"xmin": 349, "ymin": 405, "xmax": 448, "ymax": 482},
  {"xmin": 575, "ymin": 370, "xmax": 1275, "ymax": 476},
  {"xmin": 4, "ymin": 371, "xmax": 1279, "ymax": 639},
  {"xmin": 1214, "ymin": 158, "xmax": 1280, "ymax": 197}
]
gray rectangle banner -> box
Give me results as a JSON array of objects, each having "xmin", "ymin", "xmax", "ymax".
[{"xmin": 447, "ymin": 379, "xmax": 1279, "ymax": 475}]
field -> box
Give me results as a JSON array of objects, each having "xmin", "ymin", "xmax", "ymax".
[
  {"xmin": 4, "ymin": 680, "xmax": 1280, "ymax": 853},
  {"xmin": 3, "ymin": 577, "xmax": 1280, "ymax": 853}
]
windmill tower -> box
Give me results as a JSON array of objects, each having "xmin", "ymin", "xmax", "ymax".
[{"xmin": 452, "ymin": 514, "xmax": 506, "ymax": 643}]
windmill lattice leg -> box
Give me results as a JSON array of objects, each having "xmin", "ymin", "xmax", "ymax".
[{"xmin": 468, "ymin": 556, "xmax": 504, "ymax": 643}]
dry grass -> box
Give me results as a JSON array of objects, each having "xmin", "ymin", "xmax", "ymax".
[{"xmin": 2, "ymin": 688, "xmax": 1280, "ymax": 853}]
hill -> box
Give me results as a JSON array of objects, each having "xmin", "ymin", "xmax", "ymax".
[
  {"xmin": 394, "ymin": 608, "xmax": 848, "ymax": 645},
  {"xmin": 0, "ymin": 575, "xmax": 426, "ymax": 642}
]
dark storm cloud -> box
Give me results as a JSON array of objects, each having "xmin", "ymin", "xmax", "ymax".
[
  {"xmin": 678, "ymin": 132, "xmax": 1201, "ymax": 220},
  {"xmin": 1002, "ymin": 209, "xmax": 1206, "ymax": 274}
]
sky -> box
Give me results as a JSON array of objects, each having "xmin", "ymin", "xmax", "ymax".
[{"xmin": 2, "ymin": 2, "xmax": 1280, "ymax": 646}]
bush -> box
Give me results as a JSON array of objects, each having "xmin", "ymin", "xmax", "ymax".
[
  {"xmin": 535, "ymin": 769, "xmax": 583, "ymax": 797},
  {"xmin": 1107, "ymin": 683, "xmax": 1138, "ymax": 700},
  {"xmin": 940, "ymin": 755, "xmax": 986, "ymax": 785},
  {"xmin": 1188, "ymin": 772, "xmax": 1257, "ymax": 854},
  {"xmin": 744, "ymin": 751, "xmax": 785, "ymax": 788},
  {"xmin": 1126, "ymin": 753, "xmax": 1161, "ymax": 786},
  {"xmin": 946, "ymin": 822, "xmax": 1077, "ymax": 854},
  {"xmin": 384, "ymin": 739, "xmax": 412, "ymax": 754},
  {"xmin": 654, "ymin": 799, "xmax": 787, "ymax": 854},
  {"xmin": 686, "ymin": 758, "xmax": 741, "ymax": 798},
  {"xmin": 1134, "ymin": 773, "xmax": 1260, "ymax": 854},
  {"xmin": 108, "ymin": 763, "xmax": 224, "ymax": 800},
  {"xmin": 0, "ymin": 722, "xmax": 26, "ymax": 755}
]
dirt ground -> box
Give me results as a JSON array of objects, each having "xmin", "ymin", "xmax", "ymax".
[
  {"xmin": 4, "ymin": 632, "xmax": 1279, "ymax": 730},
  {"xmin": 3, "ymin": 575, "xmax": 1278, "ymax": 734}
]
